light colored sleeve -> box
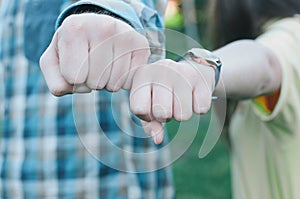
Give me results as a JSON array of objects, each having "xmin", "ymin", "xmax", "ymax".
[
  {"xmin": 56, "ymin": 1, "xmax": 143, "ymax": 29},
  {"xmin": 253, "ymin": 16, "xmax": 300, "ymax": 134}
]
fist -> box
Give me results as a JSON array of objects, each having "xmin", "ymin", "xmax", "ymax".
[
  {"xmin": 130, "ymin": 59, "xmax": 215, "ymax": 122},
  {"xmin": 130, "ymin": 59, "xmax": 216, "ymax": 144},
  {"xmin": 40, "ymin": 13, "xmax": 150, "ymax": 96}
]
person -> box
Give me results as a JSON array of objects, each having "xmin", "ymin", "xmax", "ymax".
[
  {"xmin": 209, "ymin": 0, "xmax": 300, "ymax": 198},
  {"xmin": 127, "ymin": 0, "xmax": 300, "ymax": 198},
  {"xmin": 36, "ymin": 0, "xmax": 300, "ymax": 198},
  {"xmin": 0, "ymin": 0, "xmax": 175, "ymax": 198}
]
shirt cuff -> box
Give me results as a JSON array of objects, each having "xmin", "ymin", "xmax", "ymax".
[{"xmin": 55, "ymin": 1, "xmax": 143, "ymax": 31}]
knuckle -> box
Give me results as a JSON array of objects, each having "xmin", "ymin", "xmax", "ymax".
[
  {"xmin": 101, "ymin": 19, "xmax": 116, "ymax": 38},
  {"xmin": 195, "ymin": 101, "xmax": 211, "ymax": 114},
  {"xmin": 194, "ymin": 94, "xmax": 212, "ymax": 114},
  {"xmin": 199, "ymin": 106, "xmax": 210, "ymax": 114},
  {"xmin": 63, "ymin": 73, "xmax": 83, "ymax": 85},
  {"xmin": 105, "ymin": 83, "xmax": 120, "ymax": 92},
  {"xmin": 61, "ymin": 68, "xmax": 88, "ymax": 85},
  {"xmin": 85, "ymin": 82, "xmax": 97, "ymax": 90},
  {"xmin": 193, "ymin": 106, "xmax": 201, "ymax": 115},
  {"xmin": 59, "ymin": 16, "xmax": 86, "ymax": 42},
  {"xmin": 122, "ymin": 81, "xmax": 131, "ymax": 90},
  {"xmin": 62, "ymin": 15, "xmax": 85, "ymax": 32},
  {"xmin": 200, "ymin": 100, "xmax": 212, "ymax": 113},
  {"xmin": 152, "ymin": 108, "xmax": 172, "ymax": 121},
  {"xmin": 49, "ymin": 86, "xmax": 69, "ymax": 97},
  {"xmin": 86, "ymin": 81, "xmax": 103, "ymax": 90},
  {"xmin": 175, "ymin": 112, "xmax": 192, "ymax": 122},
  {"xmin": 130, "ymin": 105, "xmax": 149, "ymax": 116}
]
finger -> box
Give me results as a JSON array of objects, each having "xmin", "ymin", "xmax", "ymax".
[
  {"xmin": 57, "ymin": 27, "xmax": 89, "ymax": 85},
  {"xmin": 87, "ymin": 39, "xmax": 113, "ymax": 90},
  {"xmin": 173, "ymin": 81, "xmax": 193, "ymax": 121},
  {"xmin": 123, "ymin": 35, "xmax": 150, "ymax": 90},
  {"xmin": 152, "ymin": 84, "xmax": 173, "ymax": 122},
  {"xmin": 73, "ymin": 84, "xmax": 92, "ymax": 93},
  {"xmin": 193, "ymin": 84, "xmax": 213, "ymax": 114},
  {"xmin": 141, "ymin": 120, "xmax": 152, "ymax": 136},
  {"xmin": 141, "ymin": 120, "xmax": 165, "ymax": 145},
  {"xmin": 130, "ymin": 78, "xmax": 152, "ymax": 122},
  {"xmin": 106, "ymin": 33, "xmax": 132, "ymax": 91},
  {"xmin": 39, "ymin": 33, "xmax": 73, "ymax": 96}
]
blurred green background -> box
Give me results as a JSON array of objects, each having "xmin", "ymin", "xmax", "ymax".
[{"xmin": 165, "ymin": 1, "xmax": 232, "ymax": 198}]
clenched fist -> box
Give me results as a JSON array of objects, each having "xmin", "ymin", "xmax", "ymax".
[
  {"xmin": 130, "ymin": 59, "xmax": 216, "ymax": 144},
  {"xmin": 40, "ymin": 13, "xmax": 150, "ymax": 96}
]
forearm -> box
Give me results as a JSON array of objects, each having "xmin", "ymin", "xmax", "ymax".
[{"xmin": 213, "ymin": 39, "xmax": 282, "ymax": 99}]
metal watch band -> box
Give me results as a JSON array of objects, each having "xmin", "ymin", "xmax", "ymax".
[{"xmin": 175, "ymin": 48, "xmax": 222, "ymax": 86}]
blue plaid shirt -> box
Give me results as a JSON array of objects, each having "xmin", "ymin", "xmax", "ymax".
[{"xmin": 0, "ymin": 0, "xmax": 174, "ymax": 198}]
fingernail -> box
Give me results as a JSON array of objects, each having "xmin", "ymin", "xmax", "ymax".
[
  {"xmin": 155, "ymin": 133, "xmax": 162, "ymax": 145},
  {"xmin": 199, "ymin": 107, "xmax": 209, "ymax": 113},
  {"xmin": 151, "ymin": 131, "xmax": 157, "ymax": 144}
]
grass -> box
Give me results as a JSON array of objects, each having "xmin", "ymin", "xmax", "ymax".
[{"xmin": 166, "ymin": 113, "xmax": 232, "ymax": 199}]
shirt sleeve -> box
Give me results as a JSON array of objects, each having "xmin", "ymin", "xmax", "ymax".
[
  {"xmin": 56, "ymin": 1, "xmax": 142, "ymax": 30},
  {"xmin": 253, "ymin": 16, "xmax": 300, "ymax": 135}
]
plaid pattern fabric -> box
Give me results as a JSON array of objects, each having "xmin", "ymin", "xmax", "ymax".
[{"xmin": 0, "ymin": 0, "xmax": 174, "ymax": 198}]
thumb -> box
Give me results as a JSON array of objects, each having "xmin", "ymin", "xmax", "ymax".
[{"xmin": 141, "ymin": 120, "xmax": 165, "ymax": 145}]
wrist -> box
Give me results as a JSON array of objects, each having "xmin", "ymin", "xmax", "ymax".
[{"xmin": 175, "ymin": 48, "xmax": 222, "ymax": 86}]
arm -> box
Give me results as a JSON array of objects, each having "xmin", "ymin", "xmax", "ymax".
[
  {"xmin": 214, "ymin": 39, "xmax": 282, "ymax": 99},
  {"xmin": 130, "ymin": 39, "xmax": 282, "ymax": 144}
]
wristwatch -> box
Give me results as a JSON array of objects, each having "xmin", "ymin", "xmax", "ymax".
[{"xmin": 175, "ymin": 48, "xmax": 222, "ymax": 86}]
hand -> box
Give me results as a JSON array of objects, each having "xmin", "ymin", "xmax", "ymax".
[
  {"xmin": 130, "ymin": 59, "xmax": 216, "ymax": 144},
  {"xmin": 40, "ymin": 13, "xmax": 150, "ymax": 96}
]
